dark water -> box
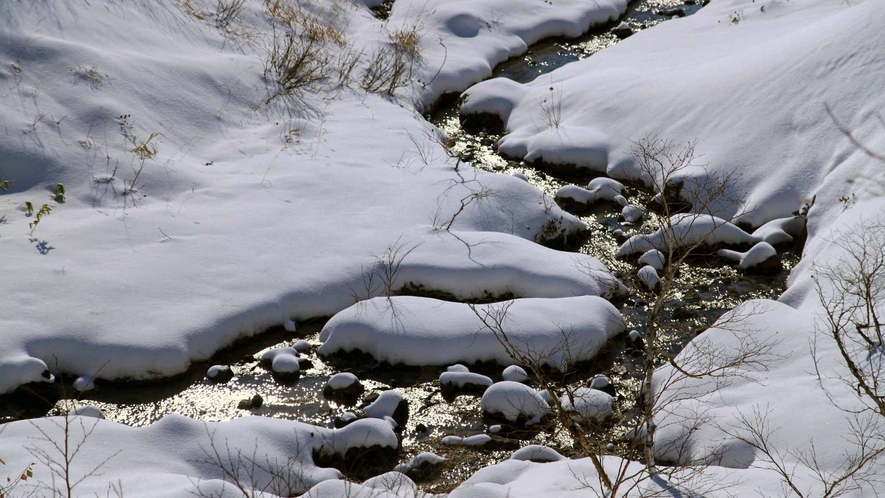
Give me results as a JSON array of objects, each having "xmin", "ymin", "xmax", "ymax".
[{"xmin": 2, "ymin": 0, "xmax": 796, "ymax": 493}]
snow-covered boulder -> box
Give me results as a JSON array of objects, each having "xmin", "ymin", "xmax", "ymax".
[
  {"xmin": 617, "ymin": 214, "xmax": 760, "ymax": 258},
  {"xmin": 502, "ymin": 365, "xmax": 530, "ymax": 383},
  {"xmin": 561, "ymin": 388, "xmax": 614, "ymax": 422},
  {"xmin": 481, "ymin": 381, "xmax": 550, "ymax": 423},
  {"xmin": 73, "ymin": 376, "xmax": 95, "ymax": 392},
  {"xmin": 69, "ymin": 405, "xmax": 105, "ymax": 419},
  {"xmin": 320, "ymin": 296, "xmax": 625, "ymax": 369},
  {"xmin": 554, "ymin": 178, "xmax": 628, "ymax": 210},
  {"xmin": 442, "ymin": 434, "xmax": 492, "ymax": 446},
  {"xmin": 207, "ymin": 365, "xmax": 233, "ymax": 383},
  {"xmin": 718, "ymin": 242, "xmax": 780, "ymax": 271},
  {"xmin": 751, "ymin": 216, "xmax": 806, "ymax": 246},
  {"xmin": 271, "ymin": 354, "xmax": 301, "ymax": 378},
  {"xmin": 364, "ymin": 390, "xmax": 409, "ymax": 426},
  {"xmin": 395, "ymin": 452, "xmax": 446, "ymax": 480},
  {"xmin": 620, "ymin": 205, "xmax": 646, "ymax": 224},
  {"xmin": 510, "ymin": 445, "xmax": 566, "ymax": 463},
  {"xmin": 324, "ymin": 372, "xmax": 363, "ymax": 397},
  {"xmin": 440, "ymin": 371, "xmax": 494, "ymax": 396},
  {"xmin": 638, "ymin": 249, "xmax": 666, "ymax": 271},
  {"xmin": 638, "ymin": 265, "xmax": 661, "ymax": 293}
]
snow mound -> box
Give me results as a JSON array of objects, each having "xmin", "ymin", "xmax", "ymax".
[
  {"xmin": 292, "ymin": 340, "xmax": 312, "ymax": 353},
  {"xmin": 302, "ymin": 472, "xmax": 420, "ymax": 498},
  {"xmin": 326, "ymin": 372, "xmax": 360, "ymax": 391},
  {"xmin": 271, "ymin": 354, "xmax": 301, "ymax": 375},
  {"xmin": 638, "ymin": 265, "xmax": 661, "ymax": 293},
  {"xmin": 617, "ymin": 214, "xmax": 760, "ymax": 258},
  {"xmin": 555, "ymin": 180, "xmax": 628, "ymax": 207},
  {"xmin": 751, "ymin": 216, "xmax": 806, "ymax": 246},
  {"xmin": 69, "ymin": 405, "xmax": 105, "ymax": 419},
  {"xmin": 395, "ymin": 452, "xmax": 446, "ymax": 473},
  {"xmin": 502, "ymin": 127, "xmax": 611, "ymax": 172},
  {"xmin": 561, "ymin": 388, "xmax": 614, "ymax": 422},
  {"xmin": 440, "ymin": 372, "xmax": 494, "ymax": 389},
  {"xmin": 319, "ymin": 296, "xmax": 625, "ymax": 368},
  {"xmin": 260, "ymin": 347, "xmax": 300, "ymax": 363},
  {"xmin": 638, "ymin": 250, "xmax": 666, "ymax": 271},
  {"xmin": 502, "ymin": 365, "xmax": 530, "ymax": 383},
  {"xmin": 73, "ymin": 376, "xmax": 95, "ymax": 392},
  {"xmin": 442, "ymin": 434, "xmax": 492, "ymax": 446},
  {"xmin": 718, "ymin": 242, "xmax": 778, "ymax": 270},
  {"xmin": 365, "ymin": 391, "xmax": 406, "ymax": 421},
  {"xmin": 510, "ymin": 445, "xmax": 566, "ymax": 463},
  {"xmin": 447, "ymin": 364, "xmax": 470, "ymax": 373},
  {"xmin": 481, "ymin": 381, "xmax": 550, "ymax": 423},
  {"xmin": 620, "ymin": 205, "xmax": 645, "ymax": 224}
]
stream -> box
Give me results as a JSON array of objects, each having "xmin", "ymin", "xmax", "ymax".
[{"xmin": 2, "ymin": 0, "xmax": 800, "ymax": 494}]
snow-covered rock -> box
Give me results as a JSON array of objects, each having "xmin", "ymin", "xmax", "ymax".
[
  {"xmin": 271, "ymin": 354, "xmax": 301, "ymax": 376},
  {"xmin": 73, "ymin": 376, "xmax": 95, "ymax": 392},
  {"xmin": 365, "ymin": 391, "xmax": 408, "ymax": 426},
  {"xmin": 561, "ymin": 388, "xmax": 614, "ymax": 422},
  {"xmin": 481, "ymin": 381, "xmax": 550, "ymax": 423},
  {"xmin": 617, "ymin": 214, "xmax": 760, "ymax": 258},
  {"xmin": 447, "ymin": 364, "xmax": 470, "ymax": 373},
  {"xmin": 620, "ymin": 205, "xmax": 645, "ymax": 224},
  {"xmin": 638, "ymin": 249, "xmax": 666, "ymax": 271},
  {"xmin": 442, "ymin": 434, "xmax": 492, "ymax": 447},
  {"xmin": 510, "ymin": 445, "xmax": 566, "ymax": 463},
  {"xmin": 502, "ymin": 365, "xmax": 530, "ymax": 383},
  {"xmin": 440, "ymin": 372, "xmax": 494, "ymax": 392},
  {"xmin": 395, "ymin": 452, "xmax": 446, "ymax": 474},
  {"xmin": 554, "ymin": 178, "xmax": 628, "ymax": 207},
  {"xmin": 292, "ymin": 340, "xmax": 312, "ymax": 353},
  {"xmin": 718, "ymin": 242, "xmax": 779, "ymax": 271},
  {"xmin": 638, "ymin": 265, "xmax": 661, "ymax": 293},
  {"xmin": 320, "ymin": 296, "xmax": 625, "ymax": 369},
  {"xmin": 206, "ymin": 365, "xmax": 233, "ymax": 383},
  {"xmin": 69, "ymin": 405, "xmax": 105, "ymax": 419}
]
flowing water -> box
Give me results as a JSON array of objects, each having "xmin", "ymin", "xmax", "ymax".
[{"xmin": 2, "ymin": 0, "xmax": 801, "ymax": 493}]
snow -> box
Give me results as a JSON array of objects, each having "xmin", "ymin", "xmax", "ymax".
[
  {"xmin": 440, "ymin": 372, "xmax": 494, "ymax": 389},
  {"xmin": 637, "ymin": 265, "xmax": 661, "ymax": 292},
  {"xmin": 292, "ymin": 340, "xmax": 312, "ymax": 353},
  {"xmin": 638, "ymin": 249, "xmax": 665, "ymax": 271},
  {"xmin": 481, "ymin": 381, "xmax": 550, "ymax": 423},
  {"xmin": 301, "ymin": 472, "xmax": 422, "ymax": 498},
  {"xmin": 206, "ymin": 365, "xmax": 230, "ymax": 379},
  {"xmin": 560, "ymin": 388, "xmax": 613, "ymax": 422},
  {"xmin": 510, "ymin": 445, "xmax": 565, "ymax": 463},
  {"xmin": 70, "ymin": 405, "xmax": 105, "ymax": 419},
  {"xmin": 620, "ymin": 205, "xmax": 645, "ymax": 224},
  {"xmin": 442, "ymin": 434, "xmax": 492, "ymax": 447},
  {"xmin": 73, "ymin": 376, "xmax": 95, "ymax": 392},
  {"xmin": 717, "ymin": 241, "xmax": 778, "ymax": 269},
  {"xmin": 489, "ymin": 424, "xmax": 502, "ymax": 434},
  {"xmin": 555, "ymin": 182, "xmax": 627, "ymax": 207},
  {"xmin": 326, "ymin": 372, "xmax": 359, "ymax": 391},
  {"xmin": 395, "ymin": 452, "xmax": 446, "ymax": 474},
  {"xmin": 364, "ymin": 390, "xmax": 405, "ymax": 420},
  {"xmin": 752, "ymin": 215, "xmax": 806, "ymax": 246},
  {"xmin": 260, "ymin": 347, "xmax": 300, "ymax": 363},
  {"xmin": 0, "ymin": 0, "xmax": 610, "ymax": 395},
  {"xmin": 271, "ymin": 353, "xmax": 301, "ymax": 374},
  {"xmin": 0, "ymin": 414, "xmax": 397, "ymax": 497},
  {"xmin": 616, "ymin": 214, "xmax": 760, "ymax": 258},
  {"xmin": 502, "ymin": 365, "xmax": 529, "ymax": 383},
  {"xmin": 319, "ymin": 296, "xmax": 626, "ymax": 368},
  {"xmin": 447, "ymin": 364, "xmax": 470, "ymax": 373}
]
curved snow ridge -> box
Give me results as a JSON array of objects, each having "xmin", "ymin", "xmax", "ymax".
[
  {"xmin": 392, "ymin": 0, "xmax": 627, "ymax": 109},
  {"xmin": 318, "ymin": 296, "xmax": 626, "ymax": 367},
  {"xmin": 0, "ymin": 413, "xmax": 397, "ymax": 497},
  {"xmin": 500, "ymin": 126, "xmax": 612, "ymax": 172},
  {"xmin": 616, "ymin": 214, "xmax": 760, "ymax": 258},
  {"xmin": 458, "ymin": 0, "xmax": 885, "ymax": 226}
]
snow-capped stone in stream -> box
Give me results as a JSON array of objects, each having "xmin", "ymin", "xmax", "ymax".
[
  {"xmin": 616, "ymin": 214, "xmax": 760, "ymax": 258},
  {"xmin": 489, "ymin": 424, "xmax": 503, "ymax": 434},
  {"xmin": 638, "ymin": 265, "xmax": 662, "ymax": 293},
  {"xmin": 271, "ymin": 354, "xmax": 301, "ymax": 376},
  {"xmin": 628, "ymin": 330, "xmax": 645, "ymax": 353},
  {"xmin": 442, "ymin": 434, "xmax": 492, "ymax": 446},
  {"xmin": 502, "ymin": 365, "xmax": 530, "ymax": 383},
  {"xmin": 341, "ymin": 411, "xmax": 358, "ymax": 422},
  {"xmin": 561, "ymin": 388, "xmax": 614, "ymax": 422},
  {"xmin": 751, "ymin": 216, "xmax": 806, "ymax": 246},
  {"xmin": 718, "ymin": 242, "xmax": 780, "ymax": 271},
  {"xmin": 512, "ymin": 172, "xmax": 529, "ymax": 182},
  {"xmin": 73, "ymin": 376, "xmax": 95, "ymax": 392},
  {"xmin": 395, "ymin": 452, "xmax": 446, "ymax": 474},
  {"xmin": 207, "ymin": 365, "xmax": 233, "ymax": 383},
  {"xmin": 555, "ymin": 178, "xmax": 628, "ymax": 208},
  {"xmin": 69, "ymin": 405, "xmax": 105, "ymax": 419},
  {"xmin": 293, "ymin": 340, "xmax": 312, "ymax": 353},
  {"xmin": 447, "ymin": 364, "xmax": 470, "ymax": 373},
  {"xmin": 260, "ymin": 347, "xmax": 299, "ymax": 363},
  {"xmin": 610, "ymin": 21, "xmax": 634, "ymax": 39},
  {"xmin": 638, "ymin": 249, "xmax": 666, "ymax": 271},
  {"xmin": 590, "ymin": 375, "xmax": 616, "ymax": 397},
  {"xmin": 620, "ymin": 204, "xmax": 646, "ymax": 224},
  {"xmin": 440, "ymin": 372, "xmax": 494, "ymax": 390},
  {"xmin": 320, "ymin": 296, "xmax": 625, "ymax": 368},
  {"xmin": 365, "ymin": 390, "xmax": 408, "ymax": 426},
  {"xmin": 324, "ymin": 372, "xmax": 363, "ymax": 397},
  {"xmin": 510, "ymin": 445, "xmax": 566, "ymax": 463},
  {"xmin": 481, "ymin": 381, "xmax": 550, "ymax": 423}
]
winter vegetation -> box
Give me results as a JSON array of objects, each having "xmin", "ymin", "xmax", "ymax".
[{"xmin": 2, "ymin": 0, "xmax": 885, "ymax": 497}]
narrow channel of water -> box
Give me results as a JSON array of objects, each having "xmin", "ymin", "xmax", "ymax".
[{"xmin": 1, "ymin": 0, "xmax": 800, "ymax": 493}]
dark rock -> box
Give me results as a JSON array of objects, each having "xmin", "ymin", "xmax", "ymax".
[
  {"xmin": 659, "ymin": 6, "xmax": 686, "ymax": 17},
  {"xmin": 237, "ymin": 394, "xmax": 264, "ymax": 410}
]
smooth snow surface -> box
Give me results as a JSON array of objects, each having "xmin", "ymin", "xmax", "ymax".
[
  {"xmin": 638, "ymin": 249, "xmax": 665, "ymax": 271},
  {"xmin": 442, "ymin": 434, "xmax": 492, "ymax": 447},
  {"xmin": 0, "ymin": 0, "xmax": 605, "ymax": 394},
  {"xmin": 481, "ymin": 381, "xmax": 550, "ymax": 423},
  {"xmin": 395, "ymin": 452, "xmax": 446, "ymax": 473},
  {"xmin": 637, "ymin": 265, "xmax": 661, "ymax": 292},
  {"xmin": 319, "ymin": 296, "xmax": 625, "ymax": 368},
  {"xmin": 206, "ymin": 365, "xmax": 230, "ymax": 379},
  {"xmin": 447, "ymin": 364, "xmax": 471, "ymax": 373}
]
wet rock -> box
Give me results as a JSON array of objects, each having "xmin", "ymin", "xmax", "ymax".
[
  {"xmin": 610, "ymin": 21, "xmax": 634, "ymax": 39},
  {"xmin": 237, "ymin": 394, "xmax": 263, "ymax": 410},
  {"xmin": 659, "ymin": 6, "xmax": 686, "ymax": 17}
]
